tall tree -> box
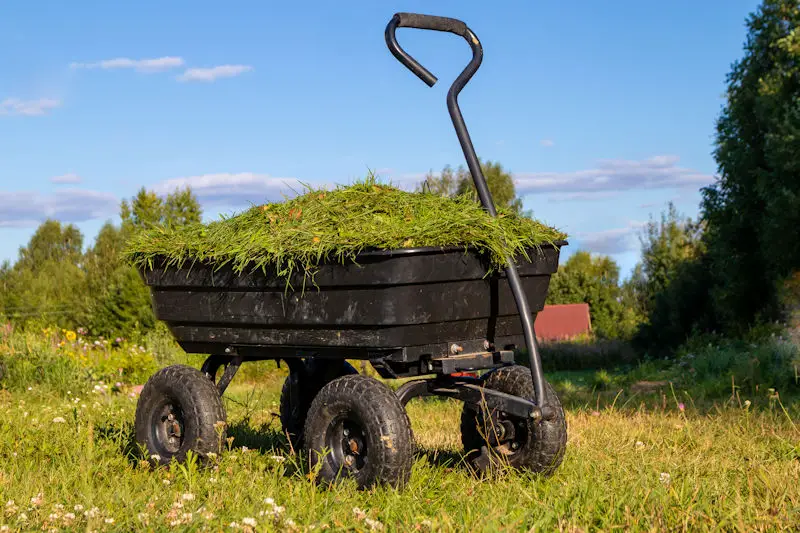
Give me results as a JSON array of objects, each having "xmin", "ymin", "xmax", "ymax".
[
  {"xmin": 635, "ymin": 203, "xmax": 705, "ymax": 317},
  {"xmin": 87, "ymin": 186, "xmax": 203, "ymax": 337},
  {"xmin": 0, "ymin": 220, "xmax": 88, "ymax": 327},
  {"xmin": 545, "ymin": 251, "xmax": 637, "ymax": 339},
  {"xmin": 701, "ymin": 0, "xmax": 800, "ymax": 331},
  {"xmin": 417, "ymin": 159, "xmax": 526, "ymax": 214}
]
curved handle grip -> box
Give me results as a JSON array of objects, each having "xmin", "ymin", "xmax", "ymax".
[
  {"xmin": 385, "ymin": 12, "xmax": 479, "ymax": 87},
  {"xmin": 395, "ymin": 12, "xmax": 467, "ymax": 36}
]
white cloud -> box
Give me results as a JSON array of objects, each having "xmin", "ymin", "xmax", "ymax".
[
  {"xmin": 515, "ymin": 155, "xmax": 714, "ymax": 198},
  {"xmin": 575, "ymin": 221, "xmax": 647, "ymax": 255},
  {"xmin": 177, "ymin": 65, "xmax": 253, "ymax": 82},
  {"xmin": 50, "ymin": 173, "xmax": 82, "ymax": 184},
  {"xmin": 0, "ymin": 98, "xmax": 61, "ymax": 116},
  {"xmin": 540, "ymin": 139, "xmax": 555, "ymax": 147},
  {"xmin": 70, "ymin": 56, "xmax": 185, "ymax": 72},
  {"xmin": 153, "ymin": 173, "xmax": 320, "ymax": 206},
  {"xmin": 547, "ymin": 191, "xmax": 619, "ymax": 203},
  {"xmin": 0, "ymin": 189, "xmax": 117, "ymax": 227}
]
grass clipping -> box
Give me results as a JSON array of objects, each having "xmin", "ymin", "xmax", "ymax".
[{"xmin": 125, "ymin": 177, "xmax": 566, "ymax": 287}]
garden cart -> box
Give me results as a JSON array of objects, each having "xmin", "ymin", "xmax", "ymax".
[{"xmin": 133, "ymin": 12, "xmax": 568, "ymax": 489}]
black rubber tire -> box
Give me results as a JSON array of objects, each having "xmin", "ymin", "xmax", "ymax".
[
  {"xmin": 461, "ymin": 365, "xmax": 567, "ymax": 476},
  {"xmin": 303, "ymin": 374, "xmax": 414, "ymax": 489},
  {"xmin": 134, "ymin": 364, "xmax": 227, "ymax": 466},
  {"xmin": 280, "ymin": 359, "xmax": 357, "ymax": 449}
]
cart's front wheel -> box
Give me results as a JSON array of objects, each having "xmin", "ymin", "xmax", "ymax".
[
  {"xmin": 135, "ymin": 364, "xmax": 227, "ymax": 466},
  {"xmin": 461, "ymin": 365, "xmax": 566, "ymax": 476},
  {"xmin": 303, "ymin": 374, "xmax": 413, "ymax": 489}
]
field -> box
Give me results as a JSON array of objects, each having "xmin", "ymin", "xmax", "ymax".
[{"xmin": 1, "ymin": 328, "xmax": 799, "ymax": 531}]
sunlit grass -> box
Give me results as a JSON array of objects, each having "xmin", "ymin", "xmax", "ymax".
[{"xmin": 0, "ymin": 372, "xmax": 799, "ymax": 531}]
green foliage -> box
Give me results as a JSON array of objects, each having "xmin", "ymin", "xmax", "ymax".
[
  {"xmin": 126, "ymin": 175, "xmax": 566, "ymax": 286},
  {"xmin": 0, "ymin": 326, "xmax": 177, "ymax": 392},
  {"xmin": 0, "ymin": 220, "xmax": 89, "ymax": 328},
  {"xmin": 627, "ymin": 204, "xmax": 710, "ymax": 353},
  {"xmin": 417, "ymin": 160, "xmax": 526, "ymax": 215},
  {"xmin": 700, "ymin": 0, "xmax": 800, "ymax": 332},
  {"xmin": 535, "ymin": 338, "xmax": 638, "ymax": 371},
  {"xmin": 546, "ymin": 251, "xmax": 638, "ymax": 339},
  {"xmin": 0, "ymin": 187, "xmax": 202, "ymax": 337}
]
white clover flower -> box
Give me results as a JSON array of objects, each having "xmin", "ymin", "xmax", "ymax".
[
  {"xmin": 52, "ymin": 417, "xmax": 66, "ymax": 424},
  {"xmin": 242, "ymin": 517, "xmax": 257, "ymax": 527},
  {"xmin": 635, "ymin": 441, "xmax": 645, "ymax": 449},
  {"xmin": 659, "ymin": 472, "xmax": 671, "ymax": 485},
  {"xmin": 73, "ymin": 505, "xmax": 84, "ymax": 512},
  {"xmin": 104, "ymin": 517, "xmax": 115, "ymax": 524},
  {"xmin": 150, "ymin": 454, "xmax": 161, "ymax": 462},
  {"xmin": 264, "ymin": 498, "xmax": 274, "ymax": 506},
  {"xmin": 182, "ymin": 493, "xmax": 195, "ymax": 501},
  {"xmin": 63, "ymin": 512, "xmax": 75, "ymax": 521},
  {"xmin": 365, "ymin": 518, "xmax": 384, "ymax": 531}
]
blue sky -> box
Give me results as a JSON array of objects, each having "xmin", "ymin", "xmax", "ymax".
[{"xmin": 0, "ymin": 0, "xmax": 760, "ymax": 279}]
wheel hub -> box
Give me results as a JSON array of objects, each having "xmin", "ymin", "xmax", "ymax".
[
  {"xmin": 154, "ymin": 403, "xmax": 185, "ymax": 454},
  {"xmin": 326, "ymin": 417, "xmax": 367, "ymax": 473}
]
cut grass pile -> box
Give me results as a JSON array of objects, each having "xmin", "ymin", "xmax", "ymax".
[{"xmin": 124, "ymin": 176, "xmax": 566, "ymax": 284}]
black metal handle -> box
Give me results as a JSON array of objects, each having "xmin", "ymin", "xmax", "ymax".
[
  {"xmin": 385, "ymin": 12, "xmax": 553, "ymax": 420},
  {"xmin": 385, "ymin": 12, "xmax": 476, "ymax": 87}
]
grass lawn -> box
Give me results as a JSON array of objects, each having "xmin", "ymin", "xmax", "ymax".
[{"xmin": 1, "ymin": 364, "xmax": 798, "ymax": 532}]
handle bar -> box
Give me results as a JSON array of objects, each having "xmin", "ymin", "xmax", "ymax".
[
  {"xmin": 385, "ymin": 12, "xmax": 477, "ymax": 88},
  {"xmin": 385, "ymin": 13, "xmax": 554, "ymax": 420}
]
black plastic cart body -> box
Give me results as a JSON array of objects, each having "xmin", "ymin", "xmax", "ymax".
[{"xmin": 134, "ymin": 12, "xmax": 569, "ymax": 489}]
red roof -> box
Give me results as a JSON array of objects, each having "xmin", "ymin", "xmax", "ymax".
[{"xmin": 534, "ymin": 303, "xmax": 592, "ymax": 341}]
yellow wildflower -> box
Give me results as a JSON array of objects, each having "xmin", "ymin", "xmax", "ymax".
[{"xmin": 65, "ymin": 331, "xmax": 77, "ymax": 343}]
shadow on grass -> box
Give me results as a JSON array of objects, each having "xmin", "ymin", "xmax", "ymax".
[
  {"xmin": 95, "ymin": 420, "xmax": 142, "ymax": 465},
  {"xmin": 226, "ymin": 418, "xmax": 289, "ymax": 454},
  {"xmin": 413, "ymin": 446, "xmax": 470, "ymax": 471}
]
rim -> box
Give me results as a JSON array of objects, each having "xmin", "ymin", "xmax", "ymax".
[
  {"xmin": 494, "ymin": 412, "xmax": 529, "ymax": 457},
  {"xmin": 150, "ymin": 399, "xmax": 185, "ymax": 456},
  {"xmin": 477, "ymin": 409, "xmax": 529, "ymax": 458},
  {"xmin": 324, "ymin": 414, "xmax": 368, "ymax": 475}
]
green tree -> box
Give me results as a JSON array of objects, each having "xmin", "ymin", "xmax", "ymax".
[
  {"xmin": 87, "ymin": 186, "xmax": 203, "ymax": 337},
  {"xmin": 120, "ymin": 186, "xmax": 201, "ymax": 231},
  {"xmin": 701, "ymin": 0, "xmax": 800, "ymax": 332},
  {"xmin": 626, "ymin": 204, "xmax": 711, "ymax": 353},
  {"xmin": 0, "ymin": 220, "xmax": 88, "ymax": 327},
  {"xmin": 417, "ymin": 159, "xmax": 525, "ymax": 214},
  {"xmin": 634, "ymin": 203, "xmax": 705, "ymax": 317},
  {"xmin": 545, "ymin": 251, "xmax": 635, "ymax": 339}
]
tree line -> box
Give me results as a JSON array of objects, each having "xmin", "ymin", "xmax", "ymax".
[{"xmin": 0, "ymin": 188, "xmax": 202, "ymax": 338}]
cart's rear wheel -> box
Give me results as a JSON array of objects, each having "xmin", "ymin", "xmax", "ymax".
[
  {"xmin": 303, "ymin": 374, "xmax": 413, "ymax": 489},
  {"xmin": 461, "ymin": 365, "xmax": 566, "ymax": 476},
  {"xmin": 135, "ymin": 364, "xmax": 227, "ymax": 466},
  {"xmin": 280, "ymin": 359, "xmax": 357, "ymax": 449}
]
